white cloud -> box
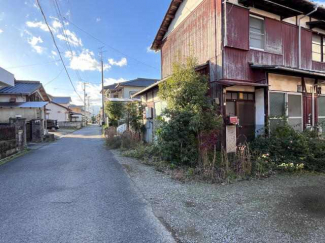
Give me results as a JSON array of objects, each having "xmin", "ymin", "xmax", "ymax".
[
  {"xmin": 96, "ymin": 17, "xmax": 101, "ymax": 22},
  {"xmin": 28, "ymin": 36, "xmax": 44, "ymax": 54},
  {"xmin": 26, "ymin": 21, "xmax": 49, "ymax": 32},
  {"xmin": 51, "ymin": 50, "xmax": 58, "ymax": 56},
  {"xmin": 57, "ymin": 29, "xmax": 82, "ymax": 46},
  {"xmin": 52, "ymin": 20, "xmax": 62, "ymax": 29},
  {"xmin": 108, "ymin": 57, "xmax": 127, "ymax": 67},
  {"xmin": 0, "ymin": 29, "xmax": 3, "ymax": 34},
  {"xmin": 104, "ymin": 78, "xmax": 126, "ymax": 86},
  {"xmin": 65, "ymin": 49, "xmax": 110, "ymax": 72}
]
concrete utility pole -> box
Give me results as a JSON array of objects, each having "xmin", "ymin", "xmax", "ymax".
[
  {"xmin": 99, "ymin": 48, "xmax": 105, "ymax": 125},
  {"xmin": 83, "ymin": 82, "xmax": 89, "ymax": 122}
]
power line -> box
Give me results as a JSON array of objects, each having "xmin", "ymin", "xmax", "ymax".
[
  {"xmin": 63, "ymin": 17, "xmax": 160, "ymax": 71},
  {"xmin": 5, "ymin": 59, "xmax": 61, "ymax": 69},
  {"xmin": 44, "ymin": 67, "xmax": 64, "ymax": 86},
  {"xmin": 36, "ymin": 0, "xmax": 83, "ymax": 102},
  {"xmin": 52, "ymin": 0, "xmax": 86, "ymax": 83}
]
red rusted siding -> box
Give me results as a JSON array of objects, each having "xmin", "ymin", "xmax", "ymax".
[
  {"xmin": 224, "ymin": 4, "xmax": 318, "ymax": 82},
  {"xmin": 312, "ymin": 61, "xmax": 325, "ymax": 72},
  {"xmin": 226, "ymin": 4, "xmax": 249, "ymax": 50},
  {"xmin": 161, "ymin": 0, "xmax": 218, "ymax": 78},
  {"xmin": 223, "ymin": 47, "xmax": 282, "ymax": 81},
  {"xmin": 265, "ymin": 18, "xmax": 282, "ymax": 55}
]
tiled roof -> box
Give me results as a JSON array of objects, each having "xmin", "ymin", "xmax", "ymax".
[
  {"xmin": 120, "ymin": 78, "xmax": 159, "ymax": 87},
  {"xmin": 0, "ymin": 80, "xmax": 41, "ymax": 95},
  {"xmin": 0, "ymin": 102, "xmax": 48, "ymax": 108},
  {"xmin": 51, "ymin": 96, "xmax": 71, "ymax": 104}
]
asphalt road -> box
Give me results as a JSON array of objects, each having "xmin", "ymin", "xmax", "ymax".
[{"xmin": 0, "ymin": 125, "xmax": 174, "ymax": 243}]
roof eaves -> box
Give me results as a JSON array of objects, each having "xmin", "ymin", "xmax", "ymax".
[
  {"xmin": 131, "ymin": 77, "xmax": 170, "ymax": 98},
  {"xmin": 152, "ymin": 0, "xmax": 184, "ymax": 51}
]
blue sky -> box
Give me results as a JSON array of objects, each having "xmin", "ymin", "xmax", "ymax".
[{"xmin": 0, "ymin": 0, "xmax": 170, "ymax": 112}]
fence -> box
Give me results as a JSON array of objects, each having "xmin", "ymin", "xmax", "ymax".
[
  {"xmin": 58, "ymin": 121, "xmax": 83, "ymax": 129},
  {"xmin": 0, "ymin": 124, "xmax": 17, "ymax": 159},
  {"xmin": 0, "ymin": 124, "xmax": 15, "ymax": 141}
]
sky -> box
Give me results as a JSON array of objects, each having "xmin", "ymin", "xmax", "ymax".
[{"xmin": 0, "ymin": 0, "xmax": 170, "ymax": 114}]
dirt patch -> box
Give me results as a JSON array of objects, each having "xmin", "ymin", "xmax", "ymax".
[{"xmin": 293, "ymin": 186, "xmax": 325, "ymax": 218}]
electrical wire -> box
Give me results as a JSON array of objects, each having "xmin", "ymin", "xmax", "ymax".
[
  {"xmin": 36, "ymin": 0, "xmax": 83, "ymax": 102},
  {"xmin": 63, "ymin": 17, "xmax": 160, "ymax": 71},
  {"xmin": 44, "ymin": 67, "xmax": 64, "ymax": 86}
]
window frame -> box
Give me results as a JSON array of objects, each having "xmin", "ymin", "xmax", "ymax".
[
  {"xmin": 318, "ymin": 95, "xmax": 325, "ymax": 126},
  {"xmin": 268, "ymin": 91, "xmax": 303, "ymax": 131},
  {"xmin": 249, "ymin": 15, "xmax": 265, "ymax": 51},
  {"xmin": 312, "ymin": 33, "xmax": 325, "ymax": 63}
]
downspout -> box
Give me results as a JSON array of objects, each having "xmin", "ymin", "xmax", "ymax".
[{"xmin": 298, "ymin": 6, "xmax": 318, "ymax": 69}]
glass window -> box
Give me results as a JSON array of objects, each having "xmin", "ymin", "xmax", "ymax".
[
  {"xmin": 270, "ymin": 93, "xmax": 285, "ymax": 117},
  {"xmin": 232, "ymin": 93, "xmax": 238, "ymax": 100},
  {"xmin": 250, "ymin": 16, "xmax": 265, "ymax": 50},
  {"xmin": 312, "ymin": 34, "xmax": 322, "ymax": 62},
  {"xmin": 226, "ymin": 102, "xmax": 236, "ymax": 116},
  {"xmin": 318, "ymin": 96, "xmax": 325, "ymax": 117},
  {"xmin": 248, "ymin": 94, "xmax": 254, "ymax": 100},
  {"xmin": 288, "ymin": 94, "xmax": 301, "ymax": 117},
  {"xmin": 226, "ymin": 92, "xmax": 232, "ymax": 100}
]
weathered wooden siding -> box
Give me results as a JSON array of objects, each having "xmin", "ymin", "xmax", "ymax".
[
  {"xmin": 224, "ymin": 3, "xmax": 324, "ymax": 82},
  {"xmin": 161, "ymin": 0, "xmax": 218, "ymax": 78},
  {"xmin": 226, "ymin": 5, "xmax": 249, "ymax": 50}
]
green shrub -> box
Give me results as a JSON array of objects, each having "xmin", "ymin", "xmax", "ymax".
[{"xmin": 250, "ymin": 123, "xmax": 325, "ymax": 172}]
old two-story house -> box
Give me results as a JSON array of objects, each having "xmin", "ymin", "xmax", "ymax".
[
  {"xmin": 138, "ymin": 0, "xmax": 325, "ymax": 151},
  {"xmin": 104, "ymin": 78, "xmax": 158, "ymax": 100}
]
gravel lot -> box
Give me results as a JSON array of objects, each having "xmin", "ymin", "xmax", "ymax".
[{"xmin": 111, "ymin": 150, "xmax": 325, "ymax": 243}]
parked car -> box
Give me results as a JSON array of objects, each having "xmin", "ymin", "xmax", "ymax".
[{"xmin": 46, "ymin": 119, "xmax": 59, "ymax": 130}]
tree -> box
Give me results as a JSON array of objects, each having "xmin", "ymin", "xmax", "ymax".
[
  {"xmin": 157, "ymin": 56, "xmax": 221, "ymax": 165},
  {"xmin": 105, "ymin": 101, "xmax": 125, "ymax": 127},
  {"xmin": 124, "ymin": 102, "xmax": 144, "ymax": 132}
]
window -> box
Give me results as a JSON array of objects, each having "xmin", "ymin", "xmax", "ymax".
[
  {"xmin": 269, "ymin": 92, "xmax": 303, "ymax": 131},
  {"xmin": 249, "ymin": 16, "xmax": 265, "ymax": 50},
  {"xmin": 312, "ymin": 34, "xmax": 322, "ymax": 62},
  {"xmin": 129, "ymin": 91, "xmax": 136, "ymax": 98},
  {"xmin": 318, "ymin": 96, "xmax": 325, "ymax": 132}
]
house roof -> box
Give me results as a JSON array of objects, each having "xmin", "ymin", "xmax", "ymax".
[
  {"xmin": 0, "ymin": 102, "xmax": 48, "ymax": 108},
  {"xmin": 250, "ymin": 64, "xmax": 325, "ymax": 79},
  {"xmin": 104, "ymin": 78, "xmax": 159, "ymax": 90},
  {"xmin": 151, "ymin": 0, "xmax": 325, "ymax": 50},
  {"xmin": 132, "ymin": 77, "xmax": 170, "ymax": 97},
  {"xmin": 152, "ymin": 0, "xmax": 184, "ymax": 51},
  {"xmin": 0, "ymin": 80, "xmax": 50, "ymax": 101},
  {"xmin": 0, "ymin": 80, "xmax": 41, "ymax": 95},
  {"xmin": 118, "ymin": 78, "xmax": 159, "ymax": 87},
  {"xmin": 51, "ymin": 96, "xmax": 71, "ymax": 104}
]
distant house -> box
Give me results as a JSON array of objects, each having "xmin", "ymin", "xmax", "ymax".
[
  {"xmin": 49, "ymin": 96, "xmax": 72, "ymax": 108},
  {"xmin": 46, "ymin": 96, "xmax": 72, "ymax": 122},
  {"xmin": 45, "ymin": 102, "xmax": 71, "ymax": 122},
  {"xmin": 103, "ymin": 78, "xmax": 158, "ymax": 100},
  {"xmin": 0, "ymin": 80, "xmax": 50, "ymax": 123}
]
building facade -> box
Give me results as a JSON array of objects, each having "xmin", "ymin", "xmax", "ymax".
[{"xmin": 148, "ymin": 0, "xmax": 325, "ymax": 151}]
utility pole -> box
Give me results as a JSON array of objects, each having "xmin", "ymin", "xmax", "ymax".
[
  {"xmin": 83, "ymin": 82, "xmax": 88, "ymax": 122},
  {"xmin": 99, "ymin": 47, "xmax": 105, "ymax": 125}
]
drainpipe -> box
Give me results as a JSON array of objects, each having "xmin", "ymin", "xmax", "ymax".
[{"xmin": 298, "ymin": 6, "xmax": 318, "ymax": 69}]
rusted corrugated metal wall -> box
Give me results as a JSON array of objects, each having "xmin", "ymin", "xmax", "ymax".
[
  {"xmin": 223, "ymin": 3, "xmax": 325, "ymax": 82},
  {"xmin": 161, "ymin": 0, "xmax": 219, "ymax": 79}
]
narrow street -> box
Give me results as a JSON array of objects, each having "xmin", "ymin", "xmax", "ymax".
[{"xmin": 0, "ymin": 126, "xmax": 174, "ymax": 243}]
